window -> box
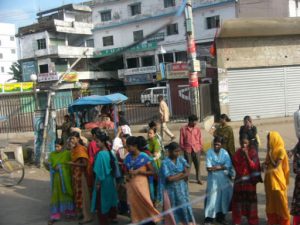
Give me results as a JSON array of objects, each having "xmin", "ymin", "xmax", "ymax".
[
  {"xmin": 166, "ymin": 23, "xmax": 178, "ymax": 36},
  {"xmin": 175, "ymin": 51, "xmax": 187, "ymax": 62},
  {"xmin": 1, "ymin": 67, "xmax": 4, "ymax": 73},
  {"xmin": 133, "ymin": 30, "xmax": 143, "ymax": 42},
  {"xmin": 37, "ymin": 38, "xmax": 46, "ymax": 50},
  {"xmin": 0, "ymin": 53, "xmax": 3, "ymax": 59},
  {"xmin": 11, "ymin": 49, "xmax": 16, "ymax": 54},
  {"xmin": 130, "ymin": 3, "xmax": 141, "ymax": 16},
  {"xmin": 141, "ymin": 55, "xmax": 155, "ymax": 67},
  {"xmin": 153, "ymin": 89, "xmax": 163, "ymax": 95},
  {"xmin": 102, "ymin": 36, "xmax": 114, "ymax": 46},
  {"xmin": 10, "ymin": 36, "xmax": 15, "ymax": 41},
  {"xmin": 39, "ymin": 64, "xmax": 49, "ymax": 73},
  {"xmin": 86, "ymin": 39, "xmax": 94, "ymax": 47},
  {"xmin": 159, "ymin": 52, "xmax": 174, "ymax": 63},
  {"xmin": 164, "ymin": 0, "xmax": 175, "ymax": 8},
  {"xmin": 127, "ymin": 57, "xmax": 139, "ymax": 68},
  {"xmin": 100, "ymin": 10, "xmax": 112, "ymax": 22},
  {"xmin": 206, "ymin": 15, "xmax": 220, "ymax": 29}
]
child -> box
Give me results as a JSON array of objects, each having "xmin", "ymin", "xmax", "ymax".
[{"xmin": 48, "ymin": 140, "xmax": 75, "ymax": 225}]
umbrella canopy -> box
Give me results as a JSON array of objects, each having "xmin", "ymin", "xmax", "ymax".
[{"xmin": 68, "ymin": 93, "xmax": 128, "ymax": 113}]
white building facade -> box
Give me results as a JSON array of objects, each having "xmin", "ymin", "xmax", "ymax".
[
  {"xmin": 18, "ymin": 4, "xmax": 117, "ymax": 88},
  {"xmin": 92, "ymin": 0, "xmax": 236, "ymax": 89},
  {"xmin": 0, "ymin": 23, "xmax": 18, "ymax": 83}
]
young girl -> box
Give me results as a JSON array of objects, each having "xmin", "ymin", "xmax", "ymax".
[
  {"xmin": 147, "ymin": 128, "xmax": 162, "ymax": 168},
  {"xmin": 48, "ymin": 140, "xmax": 75, "ymax": 225},
  {"xmin": 160, "ymin": 142, "xmax": 196, "ymax": 225},
  {"xmin": 232, "ymin": 138, "xmax": 262, "ymax": 225}
]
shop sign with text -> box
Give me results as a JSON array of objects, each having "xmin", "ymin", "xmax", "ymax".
[
  {"xmin": 94, "ymin": 42, "xmax": 158, "ymax": 58},
  {"xmin": 38, "ymin": 72, "xmax": 59, "ymax": 82}
]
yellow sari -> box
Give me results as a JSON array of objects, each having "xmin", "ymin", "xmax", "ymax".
[{"xmin": 264, "ymin": 131, "xmax": 290, "ymax": 225}]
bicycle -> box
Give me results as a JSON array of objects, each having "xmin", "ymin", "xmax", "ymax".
[{"xmin": 0, "ymin": 150, "xmax": 25, "ymax": 187}]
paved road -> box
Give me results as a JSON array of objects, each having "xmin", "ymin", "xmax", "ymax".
[{"xmin": 0, "ymin": 118, "xmax": 297, "ymax": 225}]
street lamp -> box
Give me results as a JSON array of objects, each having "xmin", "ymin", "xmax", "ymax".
[
  {"xmin": 30, "ymin": 73, "xmax": 39, "ymax": 110},
  {"xmin": 158, "ymin": 45, "xmax": 166, "ymax": 63}
]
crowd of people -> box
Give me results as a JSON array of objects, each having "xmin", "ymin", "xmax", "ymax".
[{"xmin": 46, "ymin": 101, "xmax": 300, "ymax": 225}]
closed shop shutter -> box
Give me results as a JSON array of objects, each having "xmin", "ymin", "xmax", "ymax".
[
  {"xmin": 227, "ymin": 67, "xmax": 286, "ymax": 121},
  {"xmin": 285, "ymin": 66, "xmax": 300, "ymax": 116}
]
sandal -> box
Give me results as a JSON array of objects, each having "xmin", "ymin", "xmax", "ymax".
[{"xmin": 78, "ymin": 219, "xmax": 93, "ymax": 225}]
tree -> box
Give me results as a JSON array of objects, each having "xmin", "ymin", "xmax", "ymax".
[{"xmin": 8, "ymin": 62, "xmax": 23, "ymax": 82}]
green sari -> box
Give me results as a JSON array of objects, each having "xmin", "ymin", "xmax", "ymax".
[{"xmin": 49, "ymin": 150, "xmax": 74, "ymax": 215}]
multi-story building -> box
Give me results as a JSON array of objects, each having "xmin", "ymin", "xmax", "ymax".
[
  {"xmin": 92, "ymin": 0, "xmax": 236, "ymax": 96},
  {"xmin": 0, "ymin": 23, "xmax": 18, "ymax": 83},
  {"xmin": 17, "ymin": 3, "xmax": 119, "ymax": 95}
]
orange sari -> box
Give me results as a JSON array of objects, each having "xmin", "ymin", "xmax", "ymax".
[
  {"xmin": 264, "ymin": 131, "xmax": 290, "ymax": 225},
  {"xmin": 71, "ymin": 144, "xmax": 92, "ymax": 218}
]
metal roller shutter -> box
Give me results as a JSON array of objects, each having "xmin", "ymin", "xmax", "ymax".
[
  {"xmin": 227, "ymin": 67, "xmax": 286, "ymax": 121},
  {"xmin": 285, "ymin": 66, "xmax": 300, "ymax": 116}
]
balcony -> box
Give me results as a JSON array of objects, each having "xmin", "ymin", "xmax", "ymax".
[
  {"xmin": 35, "ymin": 46, "xmax": 94, "ymax": 58},
  {"xmin": 54, "ymin": 19, "xmax": 93, "ymax": 35}
]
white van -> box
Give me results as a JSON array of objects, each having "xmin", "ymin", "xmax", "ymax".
[{"xmin": 140, "ymin": 86, "xmax": 168, "ymax": 107}]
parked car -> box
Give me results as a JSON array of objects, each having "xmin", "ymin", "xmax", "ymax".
[{"xmin": 140, "ymin": 86, "xmax": 168, "ymax": 107}]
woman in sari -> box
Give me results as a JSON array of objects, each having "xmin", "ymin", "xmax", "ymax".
[
  {"xmin": 291, "ymin": 141, "xmax": 300, "ymax": 225},
  {"xmin": 263, "ymin": 131, "xmax": 290, "ymax": 225},
  {"xmin": 232, "ymin": 138, "xmax": 262, "ymax": 225},
  {"xmin": 48, "ymin": 141, "xmax": 75, "ymax": 225},
  {"xmin": 204, "ymin": 136, "xmax": 233, "ymax": 225},
  {"xmin": 160, "ymin": 142, "xmax": 196, "ymax": 225},
  {"xmin": 68, "ymin": 132, "xmax": 93, "ymax": 224},
  {"xmin": 124, "ymin": 136, "xmax": 160, "ymax": 225},
  {"xmin": 91, "ymin": 130, "xmax": 118, "ymax": 225},
  {"xmin": 214, "ymin": 114, "xmax": 235, "ymax": 157}
]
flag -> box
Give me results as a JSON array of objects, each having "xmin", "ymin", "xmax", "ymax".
[{"xmin": 209, "ymin": 28, "xmax": 219, "ymax": 58}]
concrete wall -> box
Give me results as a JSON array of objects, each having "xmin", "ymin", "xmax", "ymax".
[
  {"xmin": 237, "ymin": 0, "xmax": 289, "ymax": 18},
  {"xmin": 0, "ymin": 23, "xmax": 18, "ymax": 83},
  {"xmin": 217, "ymin": 36, "xmax": 300, "ymax": 69}
]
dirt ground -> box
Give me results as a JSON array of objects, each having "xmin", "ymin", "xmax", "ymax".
[{"xmin": 0, "ymin": 117, "xmax": 297, "ymax": 225}]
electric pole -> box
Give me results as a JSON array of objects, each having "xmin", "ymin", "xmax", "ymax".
[{"xmin": 185, "ymin": 0, "xmax": 201, "ymax": 118}]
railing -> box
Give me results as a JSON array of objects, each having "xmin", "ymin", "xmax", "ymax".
[{"xmin": 0, "ymin": 85, "xmax": 215, "ymax": 133}]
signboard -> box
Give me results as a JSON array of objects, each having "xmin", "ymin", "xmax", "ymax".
[
  {"xmin": 171, "ymin": 63, "xmax": 188, "ymax": 71},
  {"xmin": 22, "ymin": 61, "xmax": 37, "ymax": 82},
  {"xmin": 147, "ymin": 32, "xmax": 165, "ymax": 43},
  {"xmin": 38, "ymin": 72, "xmax": 59, "ymax": 82},
  {"xmin": 0, "ymin": 82, "xmax": 33, "ymax": 93},
  {"xmin": 63, "ymin": 72, "xmax": 78, "ymax": 82},
  {"xmin": 118, "ymin": 66, "xmax": 157, "ymax": 77},
  {"xmin": 124, "ymin": 73, "xmax": 155, "ymax": 85},
  {"xmin": 94, "ymin": 42, "xmax": 158, "ymax": 58}
]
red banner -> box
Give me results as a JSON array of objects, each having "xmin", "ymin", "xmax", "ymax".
[{"xmin": 189, "ymin": 72, "xmax": 199, "ymax": 87}]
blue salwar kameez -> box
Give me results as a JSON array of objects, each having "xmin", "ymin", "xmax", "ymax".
[
  {"xmin": 160, "ymin": 156, "xmax": 195, "ymax": 224},
  {"xmin": 205, "ymin": 148, "xmax": 233, "ymax": 219}
]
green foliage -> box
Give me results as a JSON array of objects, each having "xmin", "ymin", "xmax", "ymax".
[{"xmin": 8, "ymin": 62, "xmax": 23, "ymax": 82}]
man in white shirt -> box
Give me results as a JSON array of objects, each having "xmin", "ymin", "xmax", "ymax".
[{"xmin": 158, "ymin": 95, "xmax": 175, "ymax": 141}]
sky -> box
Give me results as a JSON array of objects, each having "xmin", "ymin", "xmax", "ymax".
[{"xmin": 0, "ymin": 0, "xmax": 87, "ymax": 29}]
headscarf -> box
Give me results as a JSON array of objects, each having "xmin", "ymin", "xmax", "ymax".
[{"xmin": 268, "ymin": 131, "xmax": 290, "ymax": 187}]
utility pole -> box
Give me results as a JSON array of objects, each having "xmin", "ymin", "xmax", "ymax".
[
  {"xmin": 39, "ymin": 49, "xmax": 89, "ymax": 167},
  {"xmin": 185, "ymin": 0, "xmax": 201, "ymax": 118}
]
